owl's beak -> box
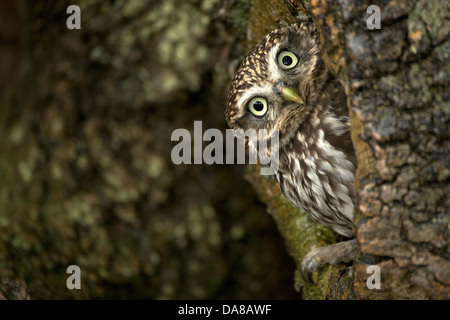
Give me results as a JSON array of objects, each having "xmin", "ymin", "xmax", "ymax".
[{"xmin": 277, "ymin": 86, "xmax": 304, "ymax": 104}]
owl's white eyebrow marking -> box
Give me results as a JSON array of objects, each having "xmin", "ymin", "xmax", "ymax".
[
  {"xmin": 236, "ymin": 83, "xmax": 274, "ymax": 117},
  {"xmin": 267, "ymin": 43, "xmax": 282, "ymax": 83}
]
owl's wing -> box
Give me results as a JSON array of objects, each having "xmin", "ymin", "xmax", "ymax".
[
  {"xmin": 329, "ymin": 79, "xmax": 348, "ymax": 119},
  {"xmin": 321, "ymin": 78, "xmax": 357, "ymax": 167}
]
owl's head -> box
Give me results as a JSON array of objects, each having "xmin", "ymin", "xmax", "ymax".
[{"xmin": 226, "ymin": 20, "xmax": 327, "ymax": 146}]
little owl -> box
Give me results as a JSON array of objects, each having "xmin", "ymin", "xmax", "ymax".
[{"xmin": 225, "ymin": 19, "xmax": 357, "ymax": 282}]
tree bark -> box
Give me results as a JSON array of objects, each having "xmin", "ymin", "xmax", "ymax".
[
  {"xmin": 247, "ymin": 0, "xmax": 449, "ymax": 299},
  {"xmin": 309, "ymin": 0, "xmax": 450, "ymax": 298}
]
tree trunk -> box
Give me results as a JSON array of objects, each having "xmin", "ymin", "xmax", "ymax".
[
  {"xmin": 247, "ymin": 0, "xmax": 449, "ymax": 299},
  {"xmin": 309, "ymin": 0, "xmax": 450, "ymax": 298}
]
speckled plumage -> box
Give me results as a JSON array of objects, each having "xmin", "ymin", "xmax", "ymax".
[{"xmin": 226, "ymin": 20, "xmax": 357, "ymax": 278}]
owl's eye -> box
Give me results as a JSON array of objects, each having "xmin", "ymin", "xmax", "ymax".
[
  {"xmin": 248, "ymin": 97, "xmax": 268, "ymax": 117},
  {"xmin": 277, "ymin": 50, "xmax": 298, "ymax": 69}
]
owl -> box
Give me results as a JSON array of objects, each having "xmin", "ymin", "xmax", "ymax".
[{"xmin": 226, "ymin": 19, "xmax": 357, "ymax": 282}]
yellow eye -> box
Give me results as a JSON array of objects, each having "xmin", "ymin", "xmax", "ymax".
[
  {"xmin": 248, "ymin": 97, "xmax": 268, "ymax": 117},
  {"xmin": 277, "ymin": 50, "xmax": 298, "ymax": 69}
]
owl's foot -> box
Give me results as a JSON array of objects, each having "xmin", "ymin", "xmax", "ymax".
[{"xmin": 300, "ymin": 239, "xmax": 357, "ymax": 284}]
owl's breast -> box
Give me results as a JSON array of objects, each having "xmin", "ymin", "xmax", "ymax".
[{"xmin": 276, "ymin": 111, "xmax": 356, "ymax": 238}]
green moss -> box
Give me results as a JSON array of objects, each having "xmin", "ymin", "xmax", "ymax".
[
  {"xmin": 246, "ymin": 163, "xmax": 352, "ymax": 299},
  {"xmin": 246, "ymin": 0, "xmax": 298, "ymax": 48},
  {"xmin": 227, "ymin": 0, "xmax": 255, "ymax": 39}
]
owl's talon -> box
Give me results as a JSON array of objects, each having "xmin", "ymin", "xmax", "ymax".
[
  {"xmin": 338, "ymin": 266, "xmax": 353, "ymax": 279},
  {"xmin": 300, "ymin": 260, "xmax": 315, "ymax": 284},
  {"xmin": 300, "ymin": 248, "xmax": 323, "ymax": 284},
  {"xmin": 300, "ymin": 239, "xmax": 357, "ymax": 285},
  {"xmin": 301, "ymin": 267, "xmax": 313, "ymax": 284}
]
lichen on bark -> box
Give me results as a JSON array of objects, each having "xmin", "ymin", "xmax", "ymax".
[
  {"xmin": 0, "ymin": 0, "xmax": 298, "ymax": 299},
  {"xmin": 309, "ymin": 0, "xmax": 450, "ymax": 299}
]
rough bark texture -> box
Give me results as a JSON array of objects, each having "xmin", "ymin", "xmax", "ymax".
[
  {"xmin": 1, "ymin": 0, "xmax": 448, "ymax": 300},
  {"xmin": 310, "ymin": 0, "xmax": 450, "ymax": 298}
]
